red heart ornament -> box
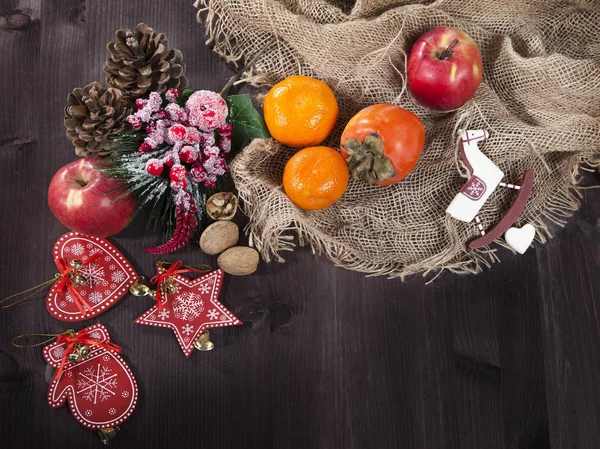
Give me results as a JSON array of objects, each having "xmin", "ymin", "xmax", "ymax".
[
  {"xmin": 43, "ymin": 324, "xmax": 138, "ymax": 430},
  {"xmin": 135, "ymin": 267, "xmax": 242, "ymax": 357},
  {"xmin": 46, "ymin": 232, "xmax": 137, "ymax": 322}
]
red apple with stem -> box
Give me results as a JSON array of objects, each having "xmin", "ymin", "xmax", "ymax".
[
  {"xmin": 407, "ymin": 27, "xmax": 483, "ymax": 111},
  {"xmin": 48, "ymin": 158, "xmax": 135, "ymax": 237}
]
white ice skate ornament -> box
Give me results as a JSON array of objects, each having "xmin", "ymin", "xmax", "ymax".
[{"xmin": 446, "ymin": 130, "xmax": 536, "ymax": 253}]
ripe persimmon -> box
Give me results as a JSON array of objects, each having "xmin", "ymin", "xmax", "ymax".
[{"xmin": 340, "ymin": 104, "xmax": 425, "ymax": 186}]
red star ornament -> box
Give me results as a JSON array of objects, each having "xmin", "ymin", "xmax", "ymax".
[{"xmin": 134, "ymin": 267, "xmax": 242, "ymax": 357}]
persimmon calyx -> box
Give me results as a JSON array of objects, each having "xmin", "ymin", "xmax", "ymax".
[{"xmin": 342, "ymin": 133, "xmax": 396, "ymax": 184}]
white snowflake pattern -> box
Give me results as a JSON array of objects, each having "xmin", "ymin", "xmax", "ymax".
[
  {"xmin": 199, "ymin": 284, "xmax": 211, "ymax": 295},
  {"xmin": 207, "ymin": 309, "xmax": 219, "ymax": 320},
  {"xmin": 85, "ymin": 410, "xmax": 92, "ymax": 417},
  {"xmin": 79, "ymin": 263, "xmax": 105, "ymax": 288},
  {"xmin": 466, "ymin": 179, "xmax": 485, "ymax": 198},
  {"xmin": 76, "ymin": 364, "xmax": 118, "ymax": 404},
  {"xmin": 157, "ymin": 310, "xmax": 171, "ymax": 321},
  {"xmin": 220, "ymin": 314, "xmax": 228, "ymax": 321},
  {"xmin": 104, "ymin": 256, "xmax": 111, "ymax": 262},
  {"xmin": 104, "ymin": 290, "xmax": 112, "ymax": 297},
  {"xmin": 70, "ymin": 243, "xmax": 85, "ymax": 256},
  {"xmin": 89, "ymin": 247, "xmax": 102, "ymax": 256},
  {"xmin": 184, "ymin": 337, "xmax": 190, "ymax": 343},
  {"xmin": 103, "ymin": 355, "xmax": 111, "ymax": 362},
  {"xmin": 88, "ymin": 292, "xmax": 103, "ymax": 304},
  {"xmin": 64, "ymin": 291, "xmax": 74, "ymax": 303},
  {"xmin": 110, "ymin": 283, "xmax": 116, "ymax": 289},
  {"xmin": 111, "ymin": 271, "xmax": 126, "ymax": 283},
  {"xmin": 108, "ymin": 408, "xmax": 117, "ymax": 415},
  {"xmin": 53, "ymin": 347, "xmax": 65, "ymax": 359},
  {"xmin": 109, "ymin": 264, "xmax": 116, "ymax": 270},
  {"xmin": 86, "ymin": 243, "xmax": 93, "ymax": 249},
  {"xmin": 59, "ymin": 301, "xmax": 67, "ymax": 308},
  {"xmin": 64, "ymin": 247, "xmax": 70, "ymax": 253},
  {"xmin": 182, "ymin": 324, "xmax": 194, "ymax": 335},
  {"xmin": 121, "ymin": 391, "xmax": 130, "ymax": 398},
  {"xmin": 172, "ymin": 292, "xmax": 204, "ymax": 321},
  {"xmin": 89, "ymin": 331, "xmax": 103, "ymax": 340}
]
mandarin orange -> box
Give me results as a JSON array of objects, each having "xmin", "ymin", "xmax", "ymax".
[
  {"xmin": 283, "ymin": 146, "xmax": 349, "ymax": 210},
  {"xmin": 264, "ymin": 75, "xmax": 338, "ymax": 148}
]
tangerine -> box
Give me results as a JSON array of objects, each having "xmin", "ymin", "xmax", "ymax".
[
  {"xmin": 264, "ymin": 75, "xmax": 338, "ymax": 148},
  {"xmin": 283, "ymin": 146, "xmax": 349, "ymax": 210}
]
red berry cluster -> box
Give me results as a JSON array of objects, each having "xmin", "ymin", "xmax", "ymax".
[{"xmin": 126, "ymin": 89, "xmax": 231, "ymax": 192}]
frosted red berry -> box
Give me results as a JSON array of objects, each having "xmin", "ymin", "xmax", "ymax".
[
  {"xmin": 179, "ymin": 145, "xmax": 198, "ymax": 164},
  {"xmin": 169, "ymin": 164, "xmax": 187, "ymax": 182},
  {"xmin": 168, "ymin": 124, "xmax": 188, "ymax": 142},
  {"xmin": 186, "ymin": 127, "xmax": 201, "ymax": 144},
  {"xmin": 170, "ymin": 178, "xmax": 188, "ymax": 190},
  {"xmin": 138, "ymin": 141, "xmax": 152, "ymax": 153},
  {"xmin": 145, "ymin": 158, "xmax": 164, "ymax": 176},
  {"xmin": 165, "ymin": 88, "xmax": 181, "ymax": 103}
]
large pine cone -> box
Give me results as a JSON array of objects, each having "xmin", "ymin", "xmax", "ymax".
[
  {"xmin": 104, "ymin": 23, "xmax": 188, "ymax": 97},
  {"xmin": 64, "ymin": 81, "xmax": 133, "ymax": 156}
]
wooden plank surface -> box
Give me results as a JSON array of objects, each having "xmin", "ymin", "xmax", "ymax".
[{"xmin": 0, "ymin": 1, "xmax": 598, "ymax": 448}]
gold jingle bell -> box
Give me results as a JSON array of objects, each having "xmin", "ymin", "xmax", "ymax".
[
  {"xmin": 69, "ymin": 259, "xmax": 83, "ymax": 269},
  {"xmin": 98, "ymin": 426, "xmax": 119, "ymax": 445},
  {"xmin": 72, "ymin": 274, "xmax": 87, "ymax": 286},
  {"xmin": 164, "ymin": 282, "xmax": 177, "ymax": 294},
  {"xmin": 68, "ymin": 351, "xmax": 81, "ymax": 363},
  {"xmin": 130, "ymin": 282, "xmax": 153, "ymax": 297},
  {"xmin": 193, "ymin": 330, "xmax": 214, "ymax": 352},
  {"xmin": 78, "ymin": 344, "xmax": 90, "ymax": 357}
]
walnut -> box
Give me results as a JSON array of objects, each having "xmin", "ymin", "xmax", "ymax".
[{"xmin": 206, "ymin": 192, "xmax": 238, "ymax": 220}]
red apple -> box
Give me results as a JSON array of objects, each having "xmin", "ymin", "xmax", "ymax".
[
  {"xmin": 407, "ymin": 27, "xmax": 483, "ymax": 111},
  {"xmin": 48, "ymin": 158, "xmax": 135, "ymax": 237}
]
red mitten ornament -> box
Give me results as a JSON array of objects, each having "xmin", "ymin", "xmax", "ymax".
[
  {"xmin": 135, "ymin": 261, "xmax": 242, "ymax": 357},
  {"xmin": 46, "ymin": 232, "xmax": 137, "ymax": 321},
  {"xmin": 43, "ymin": 324, "xmax": 138, "ymax": 438}
]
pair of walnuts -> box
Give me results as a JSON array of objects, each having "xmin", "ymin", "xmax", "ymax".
[{"xmin": 200, "ymin": 193, "xmax": 260, "ymax": 276}]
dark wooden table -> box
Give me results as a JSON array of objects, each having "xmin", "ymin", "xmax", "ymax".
[{"xmin": 2, "ymin": 2, "xmax": 599, "ymax": 448}]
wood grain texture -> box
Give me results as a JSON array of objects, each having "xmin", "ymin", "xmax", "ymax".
[{"xmin": 0, "ymin": 1, "xmax": 599, "ymax": 448}]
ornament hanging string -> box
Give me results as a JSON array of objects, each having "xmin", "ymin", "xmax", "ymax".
[
  {"xmin": 0, "ymin": 275, "xmax": 61, "ymax": 309},
  {"xmin": 150, "ymin": 260, "xmax": 213, "ymax": 310},
  {"xmin": 0, "ymin": 253, "xmax": 101, "ymax": 313},
  {"xmin": 11, "ymin": 330, "xmax": 75, "ymax": 348}
]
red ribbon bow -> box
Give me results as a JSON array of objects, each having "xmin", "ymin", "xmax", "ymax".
[
  {"xmin": 54, "ymin": 253, "xmax": 102, "ymax": 316},
  {"xmin": 150, "ymin": 261, "xmax": 203, "ymax": 310},
  {"xmin": 54, "ymin": 328, "xmax": 121, "ymax": 382}
]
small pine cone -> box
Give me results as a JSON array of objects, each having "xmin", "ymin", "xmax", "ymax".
[
  {"xmin": 104, "ymin": 23, "xmax": 188, "ymax": 98},
  {"xmin": 64, "ymin": 81, "xmax": 133, "ymax": 156}
]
